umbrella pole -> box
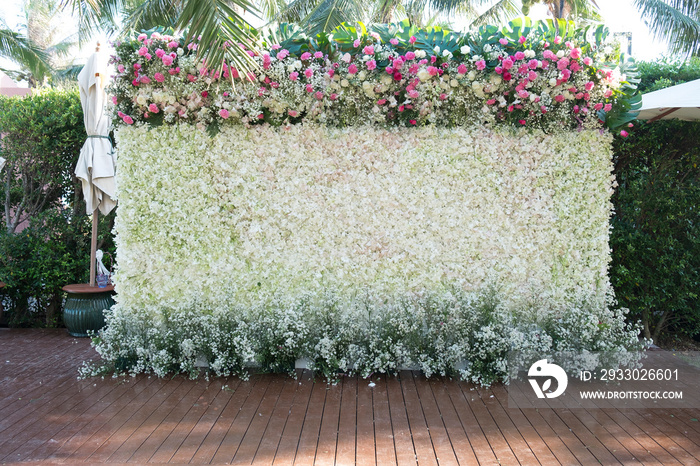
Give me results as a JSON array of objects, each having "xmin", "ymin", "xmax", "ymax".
[{"xmin": 90, "ymin": 210, "xmax": 98, "ymax": 287}]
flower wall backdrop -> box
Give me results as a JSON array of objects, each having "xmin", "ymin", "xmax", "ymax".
[
  {"xmin": 114, "ymin": 124, "xmax": 614, "ymax": 312},
  {"xmin": 87, "ymin": 23, "xmax": 646, "ymax": 382}
]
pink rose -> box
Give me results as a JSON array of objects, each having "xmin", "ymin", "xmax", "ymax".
[
  {"xmin": 457, "ymin": 63, "xmax": 467, "ymax": 75},
  {"xmin": 499, "ymin": 38, "xmax": 508, "ymax": 45},
  {"xmin": 314, "ymin": 51, "xmax": 323, "ymax": 59},
  {"xmin": 427, "ymin": 66, "xmax": 438, "ymax": 76},
  {"xmin": 154, "ymin": 72, "xmax": 165, "ymax": 82},
  {"xmin": 155, "ymin": 48, "xmax": 165, "ymax": 58},
  {"xmin": 487, "ymin": 99, "xmax": 496, "ymax": 105},
  {"xmin": 583, "ymin": 57, "xmax": 593, "ymax": 66},
  {"xmin": 162, "ymin": 55, "xmax": 173, "ymax": 66},
  {"xmin": 557, "ymin": 57, "xmax": 570, "ymax": 70},
  {"xmin": 390, "ymin": 38, "xmax": 399, "ymax": 45},
  {"xmin": 528, "ymin": 70, "xmax": 537, "ymax": 81},
  {"xmin": 604, "ymin": 103, "xmax": 612, "ymax": 112},
  {"xmin": 519, "ymin": 119, "xmax": 526, "ymax": 125},
  {"xmin": 330, "ymin": 93, "xmax": 338, "ymax": 100},
  {"xmin": 514, "ymin": 51, "xmax": 525, "ymax": 61},
  {"xmin": 585, "ymin": 81, "xmax": 594, "ymax": 91},
  {"xmin": 543, "ymin": 50, "xmax": 556, "ymax": 60},
  {"xmin": 117, "ymin": 64, "xmax": 125, "ymax": 73},
  {"xmin": 348, "ymin": 64, "xmax": 358, "ymax": 74},
  {"xmin": 570, "ymin": 48, "xmax": 581, "ymax": 59},
  {"xmin": 289, "ymin": 71, "xmax": 299, "ymax": 81},
  {"xmin": 304, "ymin": 68, "xmax": 313, "ymax": 78},
  {"xmin": 301, "ymin": 52, "xmax": 312, "ymax": 60},
  {"xmin": 430, "ymin": 55, "xmax": 437, "ymax": 64},
  {"xmin": 168, "ymin": 40, "xmax": 178, "ymax": 49},
  {"xmin": 409, "ymin": 36, "xmax": 417, "ymax": 44},
  {"xmin": 367, "ymin": 60, "xmax": 377, "ymax": 70},
  {"xmin": 554, "ymin": 36, "xmax": 562, "ymax": 45},
  {"xmin": 363, "ymin": 45, "xmax": 374, "ymax": 55},
  {"xmin": 519, "ymin": 36, "xmax": 527, "ymax": 44},
  {"xmin": 439, "ymin": 93, "xmax": 447, "ymax": 100},
  {"xmin": 409, "ymin": 119, "xmax": 417, "ymax": 125},
  {"xmin": 277, "ymin": 49, "xmax": 289, "ymax": 60},
  {"xmin": 406, "ymin": 51, "xmax": 416, "ymax": 60},
  {"xmin": 528, "ymin": 59, "xmax": 538, "ymax": 69},
  {"xmin": 140, "ymin": 76, "xmax": 151, "ymax": 84},
  {"xmin": 620, "ymin": 130, "xmax": 629, "ymax": 138},
  {"xmin": 148, "ymin": 103, "xmax": 159, "ymax": 113},
  {"xmin": 377, "ymin": 99, "xmax": 387, "ymax": 105},
  {"xmin": 219, "ymin": 108, "xmax": 230, "ymax": 119},
  {"xmin": 475, "ymin": 60, "xmax": 486, "ymax": 71},
  {"xmin": 502, "ymin": 58, "xmax": 514, "ymax": 70},
  {"xmin": 353, "ymin": 39, "xmax": 361, "ymax": 48},
  {"xmin": 123, "ymin": 115, "xmax": 134, "ymax": 125},
  {"xmin": 138, "ymin": 46, "xmax": 148, "ymax": 56},
  {"xmin": 555, "ymin": 94, "xmax": 565, "ymax": 103},
  {"xmin": 112, "ymin": 96, "xmax": 118, "ymax": 105},
  {"xmin": 137, "ymin": 34, "xmax": 147, "ymax": 41},
  {"xmin": 306, "ymin": 84, "xmax": 313, "ymax": 92},
  {"xmin": 288, "ymin": 110, "xmax": 298, "ymax": 117},
  {"xmin": 393, "ymin": 71, "xmax": 402, "ymax": 81},
  {"xmin": 315, "ymin": 91, "xmax": 323, "ymax": 100}
]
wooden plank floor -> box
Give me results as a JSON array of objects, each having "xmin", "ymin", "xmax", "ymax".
[{"xmin": 1, "ymin": 328, "xmax": 699, "ymax": 465}]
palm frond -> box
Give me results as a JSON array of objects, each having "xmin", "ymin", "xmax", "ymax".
[
  {"xmin": 61, "ymin": 0, "xmax": 124, "ymax": 44},
  {"xmin": 303, "ymin": 0, "xmax": 368, "ymax": 35},
  {"xmin": 123, "ymin": 0, "xmax": 181, "ymax": 32},
  {"xmin": 469, "ymin": 0, "xmax": 520, "ymax": 27},
  {"xmin": 0, "ymin": 25, "xmax": 51, "ymax": 81},
  {"xmin": 634, "ymin": 0, "xmax": 700, "ymax": 56},
  {"xmin": 176, "ymin": 0, "xmax": 261, "ymax": 76}
]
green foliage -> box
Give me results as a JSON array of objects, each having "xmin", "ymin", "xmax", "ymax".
[
  {"xmin": 611, "ymin": 60, "xmax": 700, "ymax": 342},
  {"xmin": 0, "ymin": 89, "xmax": 115, "ymax": 327},
  {"xmin": 636, "ymin": 57, "xmax": 700, "ymax": 93}
]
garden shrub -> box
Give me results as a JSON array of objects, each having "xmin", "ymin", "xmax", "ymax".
[
  {"xmin": 0, "ymin": 89, "xmax": 115, "ymax": 327},
  {"xmin": 611, "ymin": 118, "xmax": 700, "ymax": 343}
]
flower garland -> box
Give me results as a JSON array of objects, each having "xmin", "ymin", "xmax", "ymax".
[{"xmin": 109, "ymin": 21, "xmax": 635, "ymax": 132}]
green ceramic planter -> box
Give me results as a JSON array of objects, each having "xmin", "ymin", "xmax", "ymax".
[{"xmin": 63, "ymin": 285, "xmax": 115, "ymax": 337}]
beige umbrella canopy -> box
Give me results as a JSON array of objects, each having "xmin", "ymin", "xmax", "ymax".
[
  {"xmin": 75, "ymin": 44, "xmax": 117, "ymax": 286},
  {"xmin": 636, "ymin": 79, "xmax": 700, "ymax": 122}
]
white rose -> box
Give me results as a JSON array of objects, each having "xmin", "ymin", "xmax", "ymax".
[
  {"xmin": 433, "ymin": 45, "xmax": 441, "ymax": 54},
  {"xmin": 417, "ymin": 69, "xmax": 431, "ymax": 82},
  {"xmin": 136, "ymin": 95, "xmax": 147, "ymax": 105},
  {"xmin": 556, "ymin": 50, "xmax": 565, "ymax": 58},
  {"xmin": 450, "ymin": 79, "xmax": 459, "ymax": 87},
  {"xmin": 341, "ymin": 79, "xmax": 349, "ymax": 87},
  {"xmin": 358, "ymin": 70, "xmax": 367, "ymax": 80},
  {"xmin": 460, "ymin": 45, "xmax": 471, "ymax": 54},
  {"xmin": 442, "ymin": 49, "xmax": 452, "ymax": 58},
  {"xmin": 549, "ymin": 78, "xmax": 557, "ymax": 87},
  {"xmin": 415, "ymin": 50, "xmax": 426, "ymax": 59},
  {"xmin": 341, "ymin": 53, "xmax": 352, "ymax": 63},
  {"xmin": 490, "ymin": 75, "xmax": 502, "ymax": 86},
  {"xmin": 483, "ymin": 44, "xmax": 492, "ymax": 52},
  {"xmin": 177, "ymin": 48, "xmax": 184, "ymax": 56},
  {"xmin": 467, "ymin": 70, "xmax": 476, "ymax": 81},
  {"xmin": 380, "ymin": 74, "xmax": 393, "ymax": 85}
]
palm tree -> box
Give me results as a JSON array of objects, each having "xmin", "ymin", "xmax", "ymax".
[
  {"xmin": 1, "ymin": 0, "xmax": 79, "ymax": 87},
  {"xmin": 633, "ymin": 0, "xmax": 699, "ymax": 56}
]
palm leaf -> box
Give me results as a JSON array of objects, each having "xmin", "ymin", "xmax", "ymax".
[
  {"xmin": 303, "ymin": 0, "xmax": 368, "ymax": 35},
  {"xmin": 469, "ymin": 0, "xmax": 521, "ymax": 27},
  {"xmin": 0, "ymin": 25, "xmax": 51, "ymax": 82},
  {"xmin": 176, "ymin": 0, "xmax": 261, "ymax": 76},
  {"xmin": 634, "ymin": 0, "xmax": 700, "ymax": 56},
  {"xmin": 123, "ymin": 0, "xmax": 182, "ymax": 32}
]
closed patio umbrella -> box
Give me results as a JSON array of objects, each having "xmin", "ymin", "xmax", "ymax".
[
  {"xmin": 636, "ymin": 78, "xmax": 700, "ymax": 122},
  {"xmin": 75, "ymin": 43, "xmax": 117, "ymax": 286}
]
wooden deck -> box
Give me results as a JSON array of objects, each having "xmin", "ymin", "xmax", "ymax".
[{"xmin": 1, "ymin": 329, "xmax": 699, "ymax": 465}]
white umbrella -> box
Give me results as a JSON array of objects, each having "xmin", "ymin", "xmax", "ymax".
[
  {"xmin": 75, "ymin": 44, "xmax": 117, "ymax": 286},
  {"xmin": 636, "ymin": 78, "xmax": 700, "ymax": 122}
]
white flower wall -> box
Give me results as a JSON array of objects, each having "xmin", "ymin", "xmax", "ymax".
[{"xmin": 114, "ymin": 124, "xmax": 614, "ymax": 312}]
